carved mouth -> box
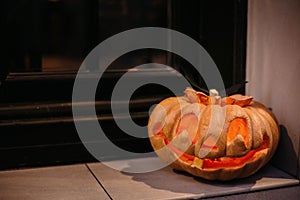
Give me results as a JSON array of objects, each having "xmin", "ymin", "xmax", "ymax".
[
  {"xmin": 201, "ymin": 135, "xmax": 269, "ymax": 169},
  {"xmin": 155, "ymin": 129, "xmax": 269, "ymax": 169}
]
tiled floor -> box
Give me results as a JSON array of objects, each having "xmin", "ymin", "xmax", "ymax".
[
  {"xmin": 0, "ymin": 164, "xmax": 110, "ymax": 200},
  {"xmin": 0, "ymin": 158, "xmax": 299, "ymax": 200}
]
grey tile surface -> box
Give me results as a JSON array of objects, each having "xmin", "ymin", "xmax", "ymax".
[
  {"xmin": 0, "ymin": 164, "xmax": 110, "ymax": 200},
  {"xmin": 0, "ymin": 159, "xmax": 298, "ymax": 200},
  {"xmin": 88, "ymin": 157, "xmax": 299, "ymax": 200},
  {"xmin": 202, "ymin": 185, "xmax": 300, "ymax": 200}
]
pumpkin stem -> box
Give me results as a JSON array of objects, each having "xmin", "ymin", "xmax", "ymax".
[
  {"xmin": 185, "ymin": 87, "xmax": 210, "ymax": 105},
  {"xmin": 209, "ymin": 89, "xmax": 221, "ymax": 105}
]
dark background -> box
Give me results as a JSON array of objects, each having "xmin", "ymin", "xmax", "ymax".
[{"xmin": 0, "ymin": 0, "xmax": 247, "ymax": 169}]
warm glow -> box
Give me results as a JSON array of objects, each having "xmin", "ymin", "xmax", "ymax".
[
  {"xmin": 201, "ymin": 136, "xmax": 219, "ymax": 151},
  {"xmin": 176, "ymin": 114, "xmax": 199, "ymax": 144},
  {"xmin": 227, "ymin": 118, "xmax": 248, "ymax": 147},
  {"xmin": 154, "ymin": 120, "xmax": 269, "ymax": 170}
]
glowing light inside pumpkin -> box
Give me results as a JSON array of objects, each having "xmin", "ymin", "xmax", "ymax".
[
  {"xmin": 201, "ymin": 136, "xmax": 219, "ymax": 151},
  {"xmin": 227, "ymin": 118, "xmax": 249, "ymax": 147},
  {"xmin": 202, "ymin": 135, "xmax": 269, "ymax": 169},
  {"xmin": 153, "ymin": 121, "xmax": 269, "ymax": 170},
  {"xmin": 153, "ymin": 122, "xmax": 163, "ymax": 137},
  {"xmin": 175, "ymin": 114, "xmax": 199, "ymax": 144}
]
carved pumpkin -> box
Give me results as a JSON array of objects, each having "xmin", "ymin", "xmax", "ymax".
[{"xmin": 148, "ymin": 88, "xmax": 279, "ymax": 181}]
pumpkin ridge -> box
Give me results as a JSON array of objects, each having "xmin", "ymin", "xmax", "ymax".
[
  {"xmin": 250, "ymin": 102, "xmax": 279, "ymax": 160},
  {"xmin": 244, "ymin": 107, "xmax": 264, "ymax": 149}
]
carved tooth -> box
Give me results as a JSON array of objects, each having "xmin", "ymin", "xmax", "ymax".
[
  {"xmin": 227, "ymin": 135, "xmax": 249, "ymax": 157},
  {"xmin": 171, "ymin": 130, "xmax": 193, "ymax": 154}
]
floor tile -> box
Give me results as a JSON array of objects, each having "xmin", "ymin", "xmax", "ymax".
[
  {"xmin": 0, "ymin": 164, "xmax": 110, "ymax": 200},
  {"xmin": 88, "ymin": 157, "xmax": 299, "ymax": 200}
]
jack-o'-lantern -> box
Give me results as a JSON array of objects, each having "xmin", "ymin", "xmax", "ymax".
[{"xmin": 148, "ymin": 88, "xmax": 279, "ymax": 181}]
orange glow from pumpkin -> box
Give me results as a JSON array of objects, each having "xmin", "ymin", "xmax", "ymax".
[
  {"xmin": 164, "ymin": 138, "xmax": 195, "ymax": 164},
  {"xmin": 153, "ymin": 122, "xmax": 269, "ymax": 170},
  {"xmin": 201, "ymin": 136, "xmax": 219, "ymax": 151},
  {"xmin": 202, "ymin": 135, "xmax": 269, "ymax": 169},
  {"xmin": 227, "ymin": 118, "xmax": 249, "ymax": 147},
  {"xmin": 176, "ymin": 114, "xmax": 199, "ymax": 144},
  {"xmin": 153, "ymin": 123, "xmax": 164, "ymax": 138}
]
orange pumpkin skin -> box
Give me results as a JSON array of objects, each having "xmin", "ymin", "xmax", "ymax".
[{"xmin": 148, "ymin": 88, "xmax": 279, "ymax": 181}]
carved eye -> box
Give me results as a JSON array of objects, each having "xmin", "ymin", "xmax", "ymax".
[{"xmin": 226, "ymin": 118, "xmax": 250, "ymax": 157}]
